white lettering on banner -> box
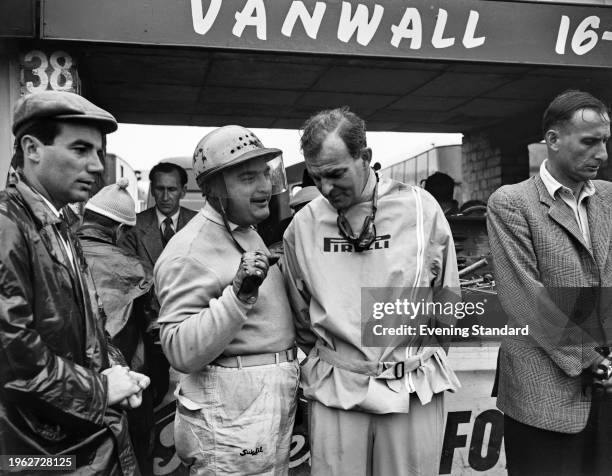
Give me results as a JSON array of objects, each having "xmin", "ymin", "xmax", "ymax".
[
  {"xmin": 390, "ymin": 8, "xmax": 423, "ymax": 49},
  {"xmin": 463, "ymin": 10, "xmax": 486, "ymax": 48},
  {"xmin": 191, "ymin": 1, "xmax": 488, "ymax": 52},
  {"xmin": 233, "ymin": 0, "xmax": 267, "ymax": 40},
  {"xmin": 337, "ymin": 2, "xmax": 384, "ymax": 46},
  {"xmin": 281, "ymin": 1, "xmax": 327, "ymax": 39},
  {"xmin": 556, "ymin": 16, "xmax": 571, "ymax": 54},
  {"xmin": 555, "ymin": 14, "xmax": 608, "ymax": 56},
  {"xmin": 180, "ymin": 2, "xmax": 612, "ymax": 65},
  {"xmin": 572, "ymin": 16, "xmax": 599, "ymax": 55},
  {"xmin": 191, "ymin": 0, "xmax": 222, "ymax": 35},
  {"xmin": 431, "ymin": 9, "xmax": 455, "ymax": 48}
]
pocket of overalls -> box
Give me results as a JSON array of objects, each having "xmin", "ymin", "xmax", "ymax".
[
  {"xmin": 173, "ymin": 401, "xmax": 214, "ymax": 469},
  {"xmin": 213, "ymin": 368, "xmax": 281, "ymax": 474}
]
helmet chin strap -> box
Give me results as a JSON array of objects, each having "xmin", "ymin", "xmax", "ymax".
[{"xmin": 215, "ymin": 195, "xmax": 248, "ymax": 254}]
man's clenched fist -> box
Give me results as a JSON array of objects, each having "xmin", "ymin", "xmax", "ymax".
[{"xmin": 232, "ymin": 250, "xmax": 275, "ymax": 304}]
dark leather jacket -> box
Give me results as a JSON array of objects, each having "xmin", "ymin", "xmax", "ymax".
[{"xmin": 0, "ymin": 181, "xmax": 137, "ymax": 475}]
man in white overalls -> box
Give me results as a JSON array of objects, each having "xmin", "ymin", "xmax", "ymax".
[
  {"xmin": 155, "ymin": 126, "xmax": 298, "ymax": 475},
  {"xmin": 283, "ymin": 107, "xmax": 461, "ymax": 476}
]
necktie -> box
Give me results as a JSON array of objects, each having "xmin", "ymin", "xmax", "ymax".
[{"xmin": 162, "ymin": 217, "xmax": 175, "ymax": 246}]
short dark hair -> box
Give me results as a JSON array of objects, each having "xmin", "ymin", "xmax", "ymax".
[
  {"xmin": 12, "ymin": 119, "xmax": 108, "ymax": 169},
  {"xmin": 12, "ymin": 119, "xmax": 61, "ymax": 168},
  {"xmin": 149, "ymin": 162, "xmax": 188, "ymax": 187},
  {"xmin": 300, "ymin": 106, "xmax": 367, "ymax": 159},
  {"xmin": 542, "ymin": 90, "xmax": 610, "ymax": 137},
  {"xmin": 424, "ymin": 172, "xmax": 456, "ymax": 202}
]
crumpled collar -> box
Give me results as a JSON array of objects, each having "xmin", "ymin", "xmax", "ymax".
[
  {"xmin": 14, "ymin": 179, "xmax": 62, "ymax": 227},
  {"xmin": 77, "ymin": 224, "xmax": 115, "ymax": 244},
  {"xmin": 540, "ymin": 159, "xmax": 595, "ymax": 202},
  {"xmin": 354, "ymin": 167, "xmax": 377, "ymax": 206}
]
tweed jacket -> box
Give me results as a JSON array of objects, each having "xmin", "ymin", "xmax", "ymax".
[
  {"xmin": 487, "ymin": 174, "xmax": 612, "ymax": 433},
  {"xmin": 119, "ymin": 206, "xmax": 197, "ymax": 273}
]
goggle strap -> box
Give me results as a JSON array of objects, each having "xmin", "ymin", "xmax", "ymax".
[{"xmin": 335, "ymin": 170, "xmax": 379, "ymax": 249}]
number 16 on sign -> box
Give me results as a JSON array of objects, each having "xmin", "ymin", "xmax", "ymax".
[{"xmin": 555, "ymin": 15, "xmax": 612, "ymax": 56}]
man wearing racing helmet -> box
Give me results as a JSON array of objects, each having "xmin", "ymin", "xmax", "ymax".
[{"xmin": 154, "ymin": 125, "xmax": 298, "ymax": 475}]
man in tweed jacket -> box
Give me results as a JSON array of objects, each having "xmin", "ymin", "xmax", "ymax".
[{"xmin": 488, "ymin": 90, "xmax": 612, "ymax": 475}]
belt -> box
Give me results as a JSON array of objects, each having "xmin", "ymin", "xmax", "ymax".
[
  {"xmin": 314, "ymin": 341, "xmax": 437, "ymax": 380},
  {"xmin": 211, "ymin": 347, "xmax": 297, "ymax": 368}
]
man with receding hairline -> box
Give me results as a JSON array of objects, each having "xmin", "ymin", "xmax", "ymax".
[
  {"xmin": 488, "ymin": 89, "xmax": 612, "ymax": 475},
  {"xmin": 282, "ymin": 106, "xmax": 460, "ymax": 475},
  {"xmin": 121, "ymin": 162, "xmax": 197, "ymax": 274}
]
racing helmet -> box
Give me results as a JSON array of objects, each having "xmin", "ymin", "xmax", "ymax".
[{"xmin": 193, "ymin": 125, "xmax": 287, "ymax": 196}]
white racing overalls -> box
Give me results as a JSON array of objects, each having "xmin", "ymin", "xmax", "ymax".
[{"xmin": 155, "ymin": 204, "xmax": 298, "ymax": 475}]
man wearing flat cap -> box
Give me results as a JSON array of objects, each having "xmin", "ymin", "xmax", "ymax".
[{"xmin": 0, "ymin": 91, "xmax": 149, "ymax": 475}]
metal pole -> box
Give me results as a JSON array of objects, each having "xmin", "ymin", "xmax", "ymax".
[{"xmin": 0, "ymin": 40, "xmax": 20, "ymax": 190}]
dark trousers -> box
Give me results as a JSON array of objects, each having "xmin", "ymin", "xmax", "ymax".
[
  {"xmin": 128, "ymin": 386, "xmax": 154, "ymax": 475},
  {"xmin": 504, "ymin": 395, "xmax": 612, "ymax": 476}
]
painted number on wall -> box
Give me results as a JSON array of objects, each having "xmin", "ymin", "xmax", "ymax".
[{"xmin": 21, "ymin": 50, "xmax": 76, "ymax": 94}]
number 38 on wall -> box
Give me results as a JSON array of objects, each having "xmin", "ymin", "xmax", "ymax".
[{"xmin": 20, "ymin": 50, "xmax": 78, "ymax": 94}]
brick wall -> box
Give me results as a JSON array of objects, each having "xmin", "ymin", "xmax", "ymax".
[
  {"xmin": 462, "ymin": 129, "xmax": 530, "ymax": 202},
  {"xmin": 461, "ymin": 131, "xmax": 503, "ymax": 202}
]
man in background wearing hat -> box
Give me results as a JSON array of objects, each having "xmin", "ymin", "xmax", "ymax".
[
  {"xmin": 0, "ymin": 91, "xmax": 149, "ymax": 474},
  {"xmin": 155, "ymin": 125, "xmax": 298, "ymax": 474},
  {"xmin": 78, "ymin": 178, "xmax": 155, "ymax": 475}
]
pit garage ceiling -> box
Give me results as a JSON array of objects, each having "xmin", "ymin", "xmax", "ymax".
[{"xmin": 71, "ymin": 42, "xmax": 612, "ymax": 135}]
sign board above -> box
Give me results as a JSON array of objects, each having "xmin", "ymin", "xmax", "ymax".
[{"xmin": 42, "ymin": 0, "xmax": 612, "ymax": 68}]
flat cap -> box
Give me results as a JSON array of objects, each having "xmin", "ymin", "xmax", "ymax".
[{"xmin": 12, "ymin": 90, "xmax": 117, "ymax": 137}]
